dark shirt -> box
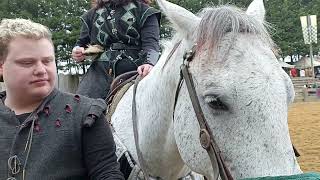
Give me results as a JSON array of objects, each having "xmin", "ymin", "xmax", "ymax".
[
  {"xmin": 82, "ymin": 111, "xmax": 123, "ymax": 179},
  {"xmin": 139, "ymin": 14, "xmax": 160, "ymax": 52},
  {"xmin": 75, "ymin": 1, "xmax": 160, "ymax": 52},
  {"xmin": 15, "ymin": 112, "xmax": 122, "ymax": 180},
  {"xmin": 16, "ymin": 113, "xmax": 30, "ymax": 124},
  {"xmin": 76, "ymin": 14, "xmax": 160, "ymax": 52},
  {"xmin": 0, "ymin": 89, "xmax": 124, "ymax": 180}
]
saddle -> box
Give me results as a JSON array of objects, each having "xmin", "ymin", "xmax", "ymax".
[{"xmin": 106, "ymin": 71, "xmax": 138, "ymax": 120}]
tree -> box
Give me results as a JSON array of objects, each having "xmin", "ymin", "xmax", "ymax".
[
  {"xmin": 1, "ymin": 0, "xmax": 318, "ymax": 71},
  {"xmin": 0, "ymin": 0, "xmax": 90, "ymax": 74},
  {"xmin": 159, "ymin": 0, "xmax": 319, "ymax": 60},
  {"xmin": 265, "ymin": 0, "xmax": 319, "ymax": 60}
]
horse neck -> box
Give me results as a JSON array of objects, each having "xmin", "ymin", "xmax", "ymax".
[
  {"xmin": 130, "ymin": 41, "xmax": 189, "ymax": 178},
  {"xmin": 141, "ymin": 41, "xmax": 186, "ymax": 114}
]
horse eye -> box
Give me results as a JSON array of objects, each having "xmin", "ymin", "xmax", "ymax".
[{"xmin": 204, "ymin": 96, "xmax": 228, "ymax": 111}]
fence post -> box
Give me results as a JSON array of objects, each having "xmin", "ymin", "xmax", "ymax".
[
  {"xmin": 302, "ymin": 86, "xmax": 308, "ymax": 101},
  {"xmin": 57, "ymin": 74, "xmax": 80, "ymax": 93}
]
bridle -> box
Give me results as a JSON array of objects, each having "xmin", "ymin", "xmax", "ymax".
[
  {"xmin": 173, "ymin": 42, "xmax": 234, "ymax": 180},
  {"xmin": 132, "ymin": 40, "xmax": 234, "ymax": 180},
  {"xmin": 133, "ymin": 40, "xmax": 299, "ymax": 180},
  {"xmin": 171, "ymin": 40, "xmax": 302, "ymax": 179}
]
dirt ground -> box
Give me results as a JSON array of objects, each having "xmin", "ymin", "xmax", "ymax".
[{"xmin": 288, "ymin": 102, "xmax": 320, "ymax": 172}]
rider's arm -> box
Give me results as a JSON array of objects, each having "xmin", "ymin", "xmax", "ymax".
[
  {"xmin": 75, "ymin": 9, "xmax": 95, "ymax": 48},
  {"xmin": 140, "ymin": 14, "xmax": 160, "ymax": 65}
]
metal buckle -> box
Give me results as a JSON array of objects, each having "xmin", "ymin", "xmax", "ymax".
[
  {"xmin": 7, "ymin": 155, "xmax": 21, "ymax": 175},
  {"xmin": 199, "ymin": 129, "xmax": 211, "ymax": 150}
]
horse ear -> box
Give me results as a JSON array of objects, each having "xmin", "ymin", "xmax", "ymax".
[
  {"xmin": 246, "ymin": 0, "xmax": 265, "ymax": 23},
  {"xmin": 155, "ymin": 0, "xmax": 200, "ymax": 36}
]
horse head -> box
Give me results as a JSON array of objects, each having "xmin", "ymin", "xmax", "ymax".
[{"xmin": 157, "ymin": 0, "xmax": 302, "ymax": 179}]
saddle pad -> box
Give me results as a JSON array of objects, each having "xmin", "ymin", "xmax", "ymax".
[{"xmin": 107, "ymin": 82, "xmax": 134, "ymax": 121}]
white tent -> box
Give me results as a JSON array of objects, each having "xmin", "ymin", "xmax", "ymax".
[{"xmin": 278, "ymin": 60, "xmax": 295, "ymax": 68}]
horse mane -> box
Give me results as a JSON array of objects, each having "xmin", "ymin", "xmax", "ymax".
[
  {"xmin": 196, "ymin": 5, "xmax": 275, "ymax": 54},
  {"xmin": 161, "ymin": 4, "xmax": 276, "ymax": 68}
]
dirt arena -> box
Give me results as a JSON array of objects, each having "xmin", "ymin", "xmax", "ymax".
[{"xmin": 288, "ymin": 101, "xmax": 320, "ymax": 172}]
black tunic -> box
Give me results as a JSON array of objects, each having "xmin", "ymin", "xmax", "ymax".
[{"xmin": 75, "ymin": 1, "xmax": 161, "ymax": 99}]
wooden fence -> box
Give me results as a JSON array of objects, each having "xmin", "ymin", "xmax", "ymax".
[
  {"xmin": 0, "ymin": 74, "xmax": 81, "ymax": 94},
  {"xmin": 57, "ymin": 74, "xmax": 80, "ymax": 93}
]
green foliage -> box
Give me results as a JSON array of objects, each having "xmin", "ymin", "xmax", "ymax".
[
  {"xmin": 0, "ymin": 0, "xmax": 90, "ymax": 73},
  {"xmin": 1, "ymin": 0, "xmax": 319, "ymax": 72},
  {"xmin": 159, "ymin": 0, "xmax": 320, "ymax": 59},
  {"xmin": 265, "ymin": 0, "xmax": 319, "ymax": 59}
]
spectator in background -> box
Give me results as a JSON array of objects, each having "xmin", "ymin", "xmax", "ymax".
[
  {"xmin": 290, "ymin": 67, "xmax": 297, "ymax": 77},
  {"xmin": 300, "ymin": 69, "xmax": 305, "ymax": 77}
]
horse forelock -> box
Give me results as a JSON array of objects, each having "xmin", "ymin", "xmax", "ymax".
[
  {"xmin": 195, "ymin": 5, "xmax": 275, "ymax": 56},
  {"xmin": 161, "ymin": 4, "xmax": 276, "ymax": 69}
]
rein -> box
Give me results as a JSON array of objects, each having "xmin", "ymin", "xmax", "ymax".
[
  {"xmin": 132, "ymin": 75, "xmax": 151, "ymax": 179},
  {"xmin": 174, "ymin": 44, "xmax": 234, "ymax": 180}
]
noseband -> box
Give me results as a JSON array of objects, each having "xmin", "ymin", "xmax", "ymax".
[{"xmin": 173, "ymin": 43, "xmax": 234, "ymax": 180}]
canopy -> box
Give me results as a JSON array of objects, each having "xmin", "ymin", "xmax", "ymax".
[
  {"xmin": 278, "ymin": 60, "xmax": 295, "ymax": 68},
  {"xmin": 294, "ymin": 56, "xmax": 320, "ymax": 69}
]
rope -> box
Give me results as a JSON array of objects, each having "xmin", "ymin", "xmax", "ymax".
[{"xmin": 22, "ymin": 115, "xmax": 37, "ymax": 180}]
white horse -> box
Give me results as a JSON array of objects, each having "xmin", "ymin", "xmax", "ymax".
[{"xmin": 111, "ymin": 0, "xmax": 302, "ymax": 179}]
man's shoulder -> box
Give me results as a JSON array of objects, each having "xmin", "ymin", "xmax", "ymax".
[
  {"xmin": 130, "ymin": 1, "xmax": 160, "ymax": 23},
  {"xmin": 54, "ymin": 91, "xmax": 106, "ymax": 110},
  {"xmin": 81, "ymin": 8, "xmax": 96, "ymax": 19},
  {"xmin": 50, "ymin": 91, "xmax": 107, "ymax": 126},
  {"xmin": 127, "ymin": 1, "xmax": 152, "ymax": 12}
]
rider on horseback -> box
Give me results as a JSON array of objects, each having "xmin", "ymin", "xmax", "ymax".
[{"xmin": 72, "ymin": 0, "xmax": 161, "ymax": 99}]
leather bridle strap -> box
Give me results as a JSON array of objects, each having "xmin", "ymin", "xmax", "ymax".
[
  {"xmin": 173, "ymin": 44, "xmax": 234, "ymax": 180},
  {"xmin": 180, "ymin": 64, "xmax": 233, "ymax": 180},
  {"xmin": 162, "ymin": 40, "xmax": 182, "ymax": 71},
  {"xmin": 132, "ymin": 75, "xmax": 150, "ymax": 179}
]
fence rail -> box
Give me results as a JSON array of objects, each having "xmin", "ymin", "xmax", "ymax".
[{"xmin": 0, "ymin": 74, "xmax": 81, "ymax": 94}]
